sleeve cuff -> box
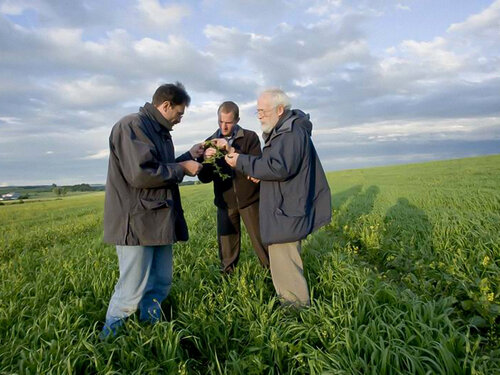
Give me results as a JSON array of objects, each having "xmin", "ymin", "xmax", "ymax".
[
  {"xmin": 173, "ymin": 163, "xmax": 185, "ymax": 182},
  {"xmin": 236, "ymin": 154, "xmax": 248, "ymax": 174},
  {"xmin": 175, "ymin": 151, "xmax": 194, "ymax": 162}
]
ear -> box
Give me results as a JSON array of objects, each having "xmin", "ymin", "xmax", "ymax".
[
  {"xmin": 162, "ymin": 101, "xmax": 171, "ymax": 111},
  {"xmin": 276, "ymin": 105, "xmax": 285, "ymax": 116}
]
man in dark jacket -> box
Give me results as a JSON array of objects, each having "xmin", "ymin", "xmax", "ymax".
[
  {"xmin": 100, "ymin": 82, "xmax": 203, "ymax": 338},
  {"xmin": 198, "ymin": 101, "xmax": 269, "ymax": 273},
  {"xmin": 225, "ymin": 89, "xmax": 331, "ymax": 307}
]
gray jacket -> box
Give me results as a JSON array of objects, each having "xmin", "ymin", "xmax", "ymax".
[
  {"xmin": 103, "ymin": 102, "xmax": 192, "ymax": 246},
  {"xmin": 236, "ymin": 109, "xmax": 331, "ymax": 245}
]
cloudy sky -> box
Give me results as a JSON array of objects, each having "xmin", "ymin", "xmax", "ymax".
[{"xmin": 1, "ymin": 0, "xmax": 499, "ymax": 186}]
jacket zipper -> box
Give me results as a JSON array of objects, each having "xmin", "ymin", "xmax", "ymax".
[{"xmin": 232, "ymin": 170, "xmax": 240, "ymax": 208}]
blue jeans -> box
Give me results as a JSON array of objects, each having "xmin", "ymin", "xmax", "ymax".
[{"xmin": 104, "ymin": 245, "xmax": 173, "ymax": 327}]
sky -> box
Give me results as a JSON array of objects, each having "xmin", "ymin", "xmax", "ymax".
[{"xmin": 0, "ymin": 0, "xmax": 499, "ymax": 186}]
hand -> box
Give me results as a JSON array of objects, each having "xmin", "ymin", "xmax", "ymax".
[
  {"xmin": 224, "ymin": 152, "xmax": 239, "ymax": 168},
  {"xmin": 179, "ymin": 160, "xmax": 203, "ymax": 176},
  {"xmin": 189, "ymin": 143, "xmax": 204, "ymax": 159},
  {"xmin": 247, "ymin": 176, "xmax": 260, "ymax": 184},
  {"xmin": 212, "ymin": 138, "xmax": 229, "ymax": 151},
  {"xmin": 204, "ymin": 147, "xmax": 217, "ymax": 160}
]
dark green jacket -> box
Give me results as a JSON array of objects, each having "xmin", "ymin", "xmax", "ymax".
[
  {"xmin": 103, "ymin": 103, "xmax": 192, "ymax": 245},
  {"xmin": 236, "ymin": 110, "xmax": 332, "ymax": 245},
  {"xmin": 198, "ymin": 126, "xmax": 262, "ymax": 209}
]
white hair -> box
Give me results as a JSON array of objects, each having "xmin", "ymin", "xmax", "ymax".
[{"xmin": 260, "ymin": 88, "xmax": 291, "ymax": 110}]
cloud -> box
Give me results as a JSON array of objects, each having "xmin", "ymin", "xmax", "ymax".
[
  {"xmin": 0, "ymin": 0, "xmax": 28, "ymax": 15},
  {"xmin": 306, "ymin": 0, "xmax": 342, "ymax": 16},
  {"xmin": 0, "ymin": 0, "xmax": 498, "ymax": 185},
  {"xmin": 136, "ymin": 0, "xmax": 190, "ymax": 28},
  {"xmin": 396, "ymin": 4, "xmax": 411, "ymax": 11},
  {"xmin": 448, "ymin": 0, "xmax": 500, "ymax": 36},
  {"xmin": 0, "ymin": 116, "xmax": 22, "ymax": 125},
  {"xmin": 50, "ymin": 76, "xmax": 128, "ymax": 107},
  {"xmin": 82, "ymin": 149, "xmax": 109, "ymax": 160}
]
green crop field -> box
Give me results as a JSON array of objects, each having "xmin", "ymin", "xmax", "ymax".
[{"xmin": 1, "ymin": 155, "xmax": 499, "ymax": 374}]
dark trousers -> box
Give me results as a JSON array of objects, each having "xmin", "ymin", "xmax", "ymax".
[{"xmin": 217, "ymin": 201, "xmax": 269, "ymax": 273}]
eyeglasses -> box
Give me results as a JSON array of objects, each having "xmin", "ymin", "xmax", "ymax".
[{"xmin": 255, "ymin": 108, "xmax": 275, "ymax": 117}]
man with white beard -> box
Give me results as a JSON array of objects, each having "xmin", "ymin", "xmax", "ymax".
[{"xmin": 224, "ymin": 89, "xmax": 332, "ymax": 307}]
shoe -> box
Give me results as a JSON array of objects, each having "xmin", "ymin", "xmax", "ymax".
[
  {"xmin": 140, "ymin": 305, "xmax": 161, "ymax": 324},
  {"xmin": 99, "ymin": 319, "xmax": 124, "ymax": 340}
]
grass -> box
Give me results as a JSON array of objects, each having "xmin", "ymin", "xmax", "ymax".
[{"xmin": 0, "ymin": 155, "xmax": 499, "ymax": 374}]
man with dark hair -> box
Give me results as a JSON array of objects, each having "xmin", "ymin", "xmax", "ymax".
[
  {"xmin": 198, "ymin": 101, "xmax": 269, "ymax": 273},
  {"xmin": 152, "ymin": 83, "xmax": 191, "ymax": 107},
  {"xmin": 100, "ymin": 82, "xmax": 203, "ymax": 338},
  {"xmin": 225, "ymin": 89, "xmax": 331, "ymax": 307}
]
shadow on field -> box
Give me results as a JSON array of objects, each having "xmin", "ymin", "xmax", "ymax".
[
  {"xmin": 331, "ymin": 184, "xmax": 363, "ymax": 210},
  {"xmin": 316, "ymin": 184, "xmax": 380, "ymax": 251},
  {"xmin": 336, "ymin": 185, "xmax": 380, "ymax": 234},
  {"xmin": 328, "ymin": 186, "xmax": 435, "ymax": 279},
  {"xmin": 379, "ymin": 197, "xmax": 434, "ymax": 276}
]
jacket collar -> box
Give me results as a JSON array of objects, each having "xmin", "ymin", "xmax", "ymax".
[
  {"xmin": 263, "ymin": 110, "xmax": 294, "ymax": 145},
  {"xmin": 139, "ymin": 102, "xmax": 173, "ymax": 133},
  {"xmin": 210, "ymin": 124, "xmax": 243, "ymax": 140}
]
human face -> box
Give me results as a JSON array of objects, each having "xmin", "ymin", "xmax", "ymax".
[
  {"xmin": 161, "ymin": 101, "xmax": 186, "ymax": 125},
  {"xmin": 218, "ymin": 111, "xmax": 237, "ymax": 137},
  {"xmin": 256, "ymin": 93, "xmax": 282, "ymax": 133}
]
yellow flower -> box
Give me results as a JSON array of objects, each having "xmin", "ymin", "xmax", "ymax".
[
  {"xmin": 487, "ymin": 293, "xmax": 494, "ymax": 302},
  {"xmin": 482, "ymin": 256, "xmax": 491, "ymax": 267}
]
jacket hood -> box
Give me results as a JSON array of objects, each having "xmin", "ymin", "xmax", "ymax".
[
  {"xmin": 266, "ymin": 109, "xmax": 312, "ymax": 141},
  {"xmin": 289, "ymin": 109, "xmax": 312, "ymax": 136}
]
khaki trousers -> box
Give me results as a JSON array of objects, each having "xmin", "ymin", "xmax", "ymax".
[
  {"xmin": 217, "ymin": 201, "xmax": 269, "ymax": 273},
  {"xmin": 268, "ymin": 241, "xmax": 310, "ymax": 307}
]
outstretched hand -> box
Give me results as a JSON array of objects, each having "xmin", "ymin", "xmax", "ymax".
[
  {"xmin": 189, "ymin": 143, "xmax": 204, "ymax": 159},
  {"xmin": 179, "ymin": 160, "xmax": 202, "ymax": 176}
]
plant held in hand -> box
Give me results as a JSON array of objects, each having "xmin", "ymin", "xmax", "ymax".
[{"xmin": 203, "ymin": 140, "xmax": 231, "ymax": 180}]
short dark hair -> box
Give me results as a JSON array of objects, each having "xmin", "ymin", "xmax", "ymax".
[
  {"xmin": 152, "ymin": 82, "xmax": 191, "ymax": 107},
  {"xmin": 217, "ymin": 101, "xmax": 239, "ymax": 121}
]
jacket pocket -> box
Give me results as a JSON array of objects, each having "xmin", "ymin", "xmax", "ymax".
[
  {"xmin": 275, "ymin": 182, "xmax": 307, "ymax": 217},
  {"xmin": 128, "ymin": 199, "xmax": 175, "ymax": 244},
  {"xmin": 139, "ymin": 198, "xmax": 171, "ymax": 210}
]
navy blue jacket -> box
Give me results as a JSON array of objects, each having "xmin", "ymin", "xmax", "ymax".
[{"xmin": 236, "ymin": 109, "xmax": 331, "ymax": 245}]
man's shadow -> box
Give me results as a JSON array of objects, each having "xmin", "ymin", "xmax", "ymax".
[
  {"xmin": 319, "ymin": 185, "xmax": 380, "ymax": 250},
  {"xmin": 338, "ymin": 185, "xmax": 380, "ymax": 226},
  {"xmin": 380, "ymin": 197, "xmax": 434, "ymax": 277},
  {"xmin": 332, "ymin": 184, "xmax": 363, "ymax": 211}
]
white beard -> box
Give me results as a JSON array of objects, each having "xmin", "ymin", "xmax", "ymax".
[{"xmin": 261, "ymin": 123, "xmax": 275, "ymax": 134}]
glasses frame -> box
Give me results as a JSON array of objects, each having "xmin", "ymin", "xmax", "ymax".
[{"xmin": 255, "ymin": 107, "xmax": 276, "ymax": 117}]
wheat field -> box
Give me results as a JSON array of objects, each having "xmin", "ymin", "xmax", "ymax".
[{"xmin": 1, "ymin": 155, "xmax": 499, "ymax": 374}]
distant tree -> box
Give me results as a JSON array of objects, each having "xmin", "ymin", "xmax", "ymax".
[
  {"xmin": 52, "ymin": 187, "xmax": 65, "ymax": 197},
  {"xmin": 66, "ymin": 183, "xmax": 94, "ymax": 192}
]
